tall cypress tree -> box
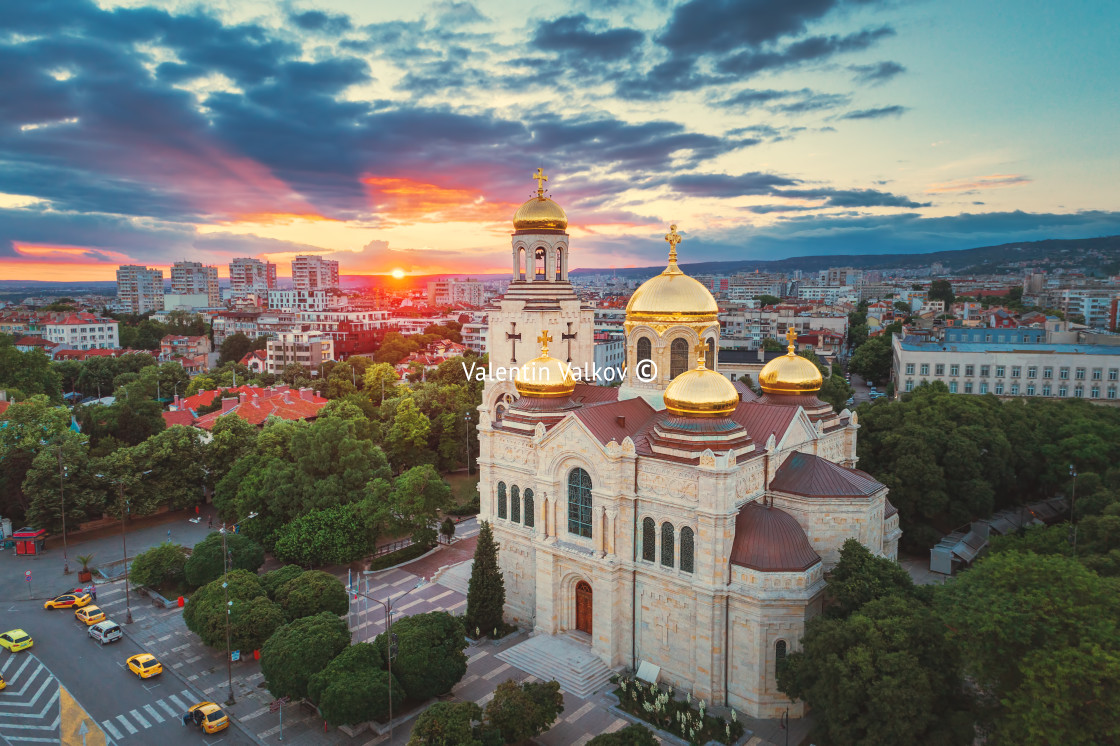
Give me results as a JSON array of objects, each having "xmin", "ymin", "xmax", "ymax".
[{"xmin": 465, "ymin": 521, "xmax": 505, "ymax": 637}]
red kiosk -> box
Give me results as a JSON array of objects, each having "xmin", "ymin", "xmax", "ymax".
[{"xmin": 13, "ymin": 527, "xmax": 47, "ymax": 556}]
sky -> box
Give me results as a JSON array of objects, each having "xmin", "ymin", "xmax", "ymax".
[{"xmin": 1, "ymin": 0, "xmax": 1119, "ymax": 281}]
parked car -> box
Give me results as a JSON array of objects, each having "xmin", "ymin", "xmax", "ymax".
[
  {"xmin": 0, "ymin": 630, "xmax": 33, "ymax": 653},
  {"xmin": 88, "ymin": 621, "xmax": 123, "ymax": 645},
  {"xmin": 75, "ymin": 606, "xmax": 106, "ymax": 626},
  {"xmin": 44, "ymin": 592, "xmax": 92, "ymax": 610},
  {"xmin": 126, "ymin": 653, "xmax": 163, "ymax": 679}
]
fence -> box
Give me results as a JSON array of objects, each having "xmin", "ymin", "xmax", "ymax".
[{"xmin": 373, "ymin": 537, "xmax": 414, "ymax": 558}]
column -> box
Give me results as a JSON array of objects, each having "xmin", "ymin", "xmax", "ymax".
[
  {"xmin": 605, "ymin": 510, "xmax": 618, "ymax": 556},
  {"xmin": 512, "ymin": 247, "xmax": 519, "ymax": 277},
  {"xmin": 594, "ymin": 506, "xmax": 605, "ymax": 556},
  {"xmin": 560, "ymin": 246, "xmax": 568, "ymax": 281}
]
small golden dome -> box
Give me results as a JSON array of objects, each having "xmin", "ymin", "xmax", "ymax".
[
  {"xmin": 513, "ymin": 168, "xmax": 568, "ymax": 231},
  {"xmin": 515, "ymin": 330, "xmax": 575, "ymax": 398},
  {"xmin": 758, "ymin": 329, "xmax": 824, "ymax": 394},
  {"xmin": 664, "ymin": 351, "xmax": 740, "ymax": 417},
  {"xmin": 626, "ymin": 225, "xmax": 719, "ymax": 325}
]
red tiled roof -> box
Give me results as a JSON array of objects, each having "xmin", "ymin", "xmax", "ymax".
[
  {"xmin": 770, "ymin": 451, "xmax": 883, "ymax": 498},
  {"xmin": 884, "ymin": 499, "xmax": 898, "ymax": 518},
  {"xmin": 729, "ymin": 401, "xmax": 799, "ymax": 446},
  {"xmin": 570, "ymin": 383, "xmax": 620, "ymax": 405},
  {"xmin": 192, "ymin": 394, "xmax": 327, "ymax": 430},
  {"xmin": 0, "ymin": 400, "xmax": 10, "ymax": 417},
  {"xmin": 238, "ymin": 349, "xmax": 267, "ymax": 364},
  {"xmin": 15, "ymin": 336, "xmax": 53, "ymax": 346},
  {"xmin": 730, "ymin": 501, "xmax": 821, "ymax": 572},
  {"xmin": 573, "ymin": 397, "xmax": 657, "ymax": 444},
  {"xmin": 162, "ymin": 410, "xmax": 195, "ymax": 427},
  {"xmin": 731, "ymin": 380, "xmax": 759, "ymax": 402}
]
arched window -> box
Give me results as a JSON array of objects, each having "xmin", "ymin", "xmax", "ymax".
[
  {"xmin": 775, "ymin": 640, "xmax": 787, "ymax": 676},
  {"xmin": 680, "ymin": 526, "xmax": 695, "ymax": 573},
  {"xmin": 636, "ymin": 336, "xmax": 652, "ymax": 364},
  {"xmin": 642, "ymin": 517, "xmax": 656, "ymax": 562},
  {"xmin": 497, "ymin": 482, "xmax": 507, "ymax": 520},
  {"xmin": 535, "ymin": 248, "xmax": 546, "ymax": 279},
  {"xmin": 555, "ymin": 248, "xmax": 563, "ymax": 281},
  {"xmin": 661, "ymin": 522, "xmax": 675, "ymax": 567},
  {"xmin": 706, "ymin": 338, "xmax": 716, "ymax": 369},
  {"xmin": 670, "ymin": 338, "xmax": 689, "ymax": 379},
  {"xmin": 523, "ymin": 489, "xmax": 535, "ymax": 528},
  {"xmin": 518, "ymin": 248, "xmax": 526, "ymax": 281},
  {"xmin": 494, "ymin": 403, "xmax": 506, "ymax": 424},
  {"xmin": 567, "ymin": 468, "xmax": 593, "ymax": 538},
  {"xmin": 511, "ymin": 485, "xmax": 521, "ymax": 523}
]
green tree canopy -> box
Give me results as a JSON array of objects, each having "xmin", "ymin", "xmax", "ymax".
[
  {"xmin": 273, "ymin": 570, "xmax": 349, "ymax": 621},
  {"xmin": 465, "ymin": 521, "xmax": 505, "ymax": 638},
  {"xmin": 271, "ymin": 503, "xmax": 379, "ymax": 567},
  {"xmin": 484, "ymin": 679, "xmax": 564, "ymax": 745},
  {"xmin": 260, "ymin": 565, "xmax": 304, "ymax": 599},
  {"xmin": 260, "ymin": 612, "xmax": 351, "ymax": 700},
  {"xmin": 308, "ymin": 643, "xmax": 403, "ymax": 727},
  {"xmin": 128, "ymin": 541, "xmax": 187, "ymax": 590},
  {"xmin": 23, "ymin": 430, "xmax": 105, "ymax": 533},
  {"xmin": 0, "ymin": 336, "xmax": 61, "ymax": 400},
  {"xmin": 385, "ymin": 395, "xmax": 432, "ymax": 471},
  {"xmin": 407, "ymin": 702, "xmax": 485, "ymax": 746},
  {"xmin": 219, "ymin": 332, "xmax": 253, "ymax": 364},
  {"xmin": 825, "ymin": 539, "xmax": 923, "ymax": 618},
  {"xmin": 929, "ymin": 279, "xmax": 955, "ymax": 306},
  {"xmin": 183, "ymin": 531, "xmax": 265, "ymax": 588},
  {"xmin": 377, "ymin": 464, "xmax": 451, "ymax": 545},
  {"xmin": 848, "ymin": 335, "xmax": 892, "ymax": 384},
  {"xmin": 373, "ymin": 611, "xmax": 468, "ymax": 701},
  {"xmin": 755, "ymin": 294, "xmax": 781, "ymax": 306},
  {"xmin": 183, "ymin": 570, "xmax": 283, "ymax": 652}
]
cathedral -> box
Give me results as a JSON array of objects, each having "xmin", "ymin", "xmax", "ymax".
[{"xmin": 476, "ymin": 173, "xmax": 900, "ymax": 718}]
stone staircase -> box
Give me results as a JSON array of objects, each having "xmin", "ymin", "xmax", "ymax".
[
  {"xmin": 497, "ymin": 634, "xmax": 615, "ymax": 698},
  {"xmin": 432, "ymin": 558, "xmax": 472, "ymax": 596}
]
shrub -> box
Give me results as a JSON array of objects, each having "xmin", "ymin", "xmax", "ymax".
[
  {"xmin": 260, "ymin": 564, "xmax": 304, "ymax": 599},
  {"xmin": 587, "ymin": 724, "xmax": 659, "ymax": 746},
  {"xmin": 128, "ymin": 541, "xmax": 187, "ymax": 590},
  {"xmin": 274, "ymin": 570, "xmax": 349, "ymax": 621},
  {"xmin": 407, "ymin": 702, "xmax": 485, "ymax": 746},
  {"xmin": 271, "ymin": 503, "xmax": 376, "ymax": 567},
  {"xmin": 484, "ymin": 679, "xmax": 564, "ymax": 744},
  {"xmin": 318, "ymin": 668, "xmax": 403, "ymax": 726},
  {"xmin": 260, "ymin": 612, "xmax": 350, "ymax": 700},
  {"xmin": 373, "ymin": 611, "xmax": 467, "ymax": 701},
  {"xmin": 183, "ymin": 531, "xmax": 265, "ymax": 587}
]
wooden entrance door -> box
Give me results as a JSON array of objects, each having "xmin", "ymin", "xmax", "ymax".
[{"xmin": 575, "ymin": 581, "xmax": 592, "ymax": 634}]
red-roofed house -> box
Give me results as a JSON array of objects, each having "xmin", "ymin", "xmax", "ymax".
[
  {"xmin": 239, "ymin": 349, "xmax": 267, "ymax": 374},
  {"xmin": 168, "ymin": 385, "xmax": 328, "ymax": 430}
]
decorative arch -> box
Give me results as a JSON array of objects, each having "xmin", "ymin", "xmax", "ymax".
[
  {"xmin": 670, "ymin": 338, "xmax": 690, "ymax": 379},
  {"xmin": 642, "ymin": 517, "xmax": 656, "ymax": 561},
  {"xmin": 567, "ymin": 467, "xmax": 593, "ymax": 539},
  {"xmin": 497, "ymin": 481, "xmax": 507, "ymax": 520},
  {"xmin": 534, "ymin": 247, "xmax": 546, "ymax": 279},
  {"xmin": 517, "ymin": 247, "xmax": 526, "ymax": 280},
  {"xmin": 680, "ymin": 526, "xmax": 695, "ymax": 573},
  {"xmin": 555, "ymin": 247, "xmax": 563, "ymax": 281},
  {"xmin": 523, "ymin": 488, "xmax": 535, "ymax": 528},
  {"xmin": 510, "ymin": 485, "xmax": 521, "ymax": 523},
  {"xmin": 660, "ymin": 522, "xmax": 675, "ymax": 567}
]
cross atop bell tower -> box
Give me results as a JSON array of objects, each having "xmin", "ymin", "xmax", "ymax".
[{"xmin": 533, "ymin": 167, "xmax": 548, "ymax": 198}]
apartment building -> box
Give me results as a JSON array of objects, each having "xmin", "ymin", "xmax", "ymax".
[
  {"xmin": 43, "ymin": 312, "xmax": 120, "ymax": 350},
  {"xmin": 427, "ymin": 279, "xmax": 485, "ymax": 307},
  {"xmin": 170, "ymin": 261, "xmax": 220, "ymax": 307},
  {"xmin": 211, "ymin": 310, "xmax": 299, "ymax": 345},
  {"xmin": 162, "ymin": 293, "xmax": 211, "ymax": 311},
  {"xmin": 1058, "ymin": 288, "xmax": 1118, "ymax": 330},
  {"xmin": 291, "ymin": 255, "xmax": 339, "ymax": 291},
  {"xmin": 116, "ymin": 265, "xmax": 164, "ymax": 314},
  {"xmin": 266, "ymin": 330, "xmax": 334, "ymax": 375},
  {"xmin": 720, "ymin": 307, "xmax": 849, "ymax": 348},
  {"xmin": 292, "ymin": 310, "xmax": 391, "ymax": 357},
  {"xmin": 592, "ymin": 330, "xmax": 626, "ymax": 384},
  {"xmin": 229, "ymin": 258, "xmax": 277, "ymax": 298},
  {"xmin": 892, "ymin": 333, "xmax": 1120, "ymax": 402},
  {"xmin": 267, "ymin": 289, "xmax": 346, "ymax": 313},
  {"xmin": 462, "ymin": 321, "xmax": 489, "ymax": 354},
  {"xmin": 797, "ymin": 285, "xmax": 857, "ymax": 305}
]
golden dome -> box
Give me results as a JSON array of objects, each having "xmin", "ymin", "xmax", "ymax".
[
  {"xmin": 626, "ymin": 225, "xmax": 719, "ymax": 325},
  {"xmin": 758, "ymin": 328, "xmax": 824, "ymax": 394},
  {"xmin": 513, "ymin": 168, "xmax": 568, "ymax": 231},
  {"xmin": 664, "ymin": 352, "xmax": 740, "ymax": 417},
  {"xmin": 515, "ymin": 330, "xmax": 575, "ymax": 398}
]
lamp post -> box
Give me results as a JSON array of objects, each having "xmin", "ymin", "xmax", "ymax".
[
  {"xmin": 219, "ymin": 512, "xmax": 257, "ymax": 706},
  {"xmin": 96, "ymin": 469, "xmax": 152, "ymax": 625},
  {"xmin": 56, "ymin": 446, "xmax": 70, "ymax": 575},
  {"xmin": 1070, "ymin": 464, "xmax": 1079, "ymax": 557},
  {"xmin": 353, "ymin": 580, "xmax": 424, "ymax": 742},
  {"xmin": 463, "ymin": 412, "xmax": 472, "ymax": 475}
]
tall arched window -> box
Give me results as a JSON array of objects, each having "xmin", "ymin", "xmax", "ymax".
[
  {"xmin": 555, "ymin": 248, "xmax": 563, "ymax": 281},
  {"xmin": 510, "ymin": 485, "xmax": 521, "ymax": 523},
  {"xmin": 670, "ymin": 338, "xmax": 689, "ymax": 379},
  {"xmin": 518, "ymin": 249, "xmax": 526, "ymax": 281},
  {"xmin": 637, "ymin": 336, "xmax": 652, "ymax": 365},
  {"xmin": 680, "ymin": 526, "xmax": 695, "ymax": 573},
  {"xmin": 534, "ymin": 248, "xmax": 546, "ymax": 279},
  {"xmin": 567, "ymin": 468, "xmax": 593, "ymax": 538},
  {"xmin": 523, "ymin": 489, "xmax": 535, "ymax": 528},
  {"xmin": 661, "ymin": 522, "xmax": 675, "ymax": 567},
  {"xmin": 497, "ymin": 482, "xmax": 507, "ymax": 520},
  {"xmin": 775, "ymin": 640, "xmax": 787, "ymax": 676},
  {"xmin": 642, "ymin": 517, "xmax": 656, "ymax": 562},
  {"xmin": 706, "ymin": 338, "xmax": 716, "ymax": 369}
]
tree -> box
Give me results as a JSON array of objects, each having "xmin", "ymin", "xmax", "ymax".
[
  {"xmin": 183, "ymin": 531, "xmax": 265, "ymax": 588},
  {"xmin": 825, "ymin": 539, "xmax": 921, "ymax": 618},
  {"xmin": 271, "ymin": 503, "xmax": 378, "ymax": 567},
  {"xmin": 779, "ymin": 594, "xmax": 974, "ymax": 746},
  {"xmin": 219, "ymin": 333, "xmax": 253, "ymax": 364},
  {"xmin": 817, "ymin": 373, "xmax": 854, "ymax": 413},
  {"xmin": 465, "ymin": 521, "xmax": 505, "ymax": 638},
  {"xmin": 260, "ymin": 565, "xmax": 304, "ymax": 599},
  {"xmin": 23, "ymin": 430, "xmax": 104, "ymax": 533},
  {"xmin": 936, "ymin": 551, "xmax": 1120, "ymax": 742},
  {"xmin": 755, "ymin": 294, "xmax": 781, "ymax": 307},
  {"xmin": 364, "ymin": 362, "xmax": 402, "ymax": 404},
  {"xmin": 373, "ymin": 611, "xmax": 468, "ymax": 700},
  {"xmin": 132, "ymin": 425, "xmax": 206, "ymax": 510},
  {"xmin": 273, "ymin": 570, "xmax": 349, "ymax": 621},
  {"xmin": 0, "ymin": 396, "xmax": 72, "ymax": 517},
  {"xmin": 308, "ymin": 643, "xmax": 403, "ymax": 726},
  {"xmin": 760, "ymin": 338, "xmax": 785, "ymax": 352},
  {"xmin": 260, "ymin": 612, "xmax": 351, "ymax": 700},
  {"xmin": 440, "ymin": 517, "xmax": 456, "ymax": 544},
  {"xmin": 378, "ymin": 464, "xmax": 451, "ymax": 545},
  {"xmin": 204, "ymin": 414, "xmax": 259, "ymax": 488},
  {"xmin": 929, "ymin": 279, "xmax": 955, "ymax": 306},
  {"xmin": 586, "ymin": 724, "xmax": 659, "ymax": 746},
  {"xmin": 183, "ymin": 570, "xmax": 283, "ymax": 652},
  {"xmin": 128, "ymin": 541, "xmax": 187, "ymax": 589},
  {"xmin": 848, "ymin": 335, "xmax": 892, "ymax": 384},
  {"xmin": 385, "ymin": 395, "xmax": 432, "ymax": 470},
  {"xmin": 484, "ymin": 679, "xmax": 564, "ymax": 744},
  {"xmin": 0, "ymin": 337, "xmax": 61, "ymax": 400},
  {"xmin": 408, "ymin": 702, "xmax": 485, "ymax": 746}
]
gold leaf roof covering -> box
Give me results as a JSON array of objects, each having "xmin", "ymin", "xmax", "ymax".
[
  {"xmin": 626, "ymin": 225, "xmax": 719, "ymax": 325},
  {"xmin": 664, "ymin": 352, "xmax": 740, "ymax": 417},
  {"xmin": 758, "ymin": 328, "xmax": 824, "ymax": 394},
  {"xmin": 513, "ymin": 169, "xmax": 567, "ymax": 231},
  {"xmin": 515, "ymin": 330, "xmax": 576, "ymax": 398}
]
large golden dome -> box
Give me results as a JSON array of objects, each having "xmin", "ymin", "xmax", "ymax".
[
  {"xmin": 515, "ymin": 330, "xmax": 575, "ymax": 398},
  {"xmin": 664, "ymin": 352, "xmax": 740, "ymax": 417},
  {"xmin": 626, "ymin": 225, "xmax": 718, "ymax": 325},
  {"xmin": 513, "ymin": 168, "xmax": 567, "ymax": 231},
  {"xmin": 758, "ymin": 328, "xmax": 823, "ymax": 394}
]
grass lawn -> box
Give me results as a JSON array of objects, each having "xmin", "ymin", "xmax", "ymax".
[{"xmin": 444, "ymin": 470, "xmax": 480, "ymax": 508}]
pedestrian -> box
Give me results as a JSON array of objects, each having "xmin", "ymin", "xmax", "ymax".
[
  {"xmin": 195, "ymin": 505, "xmax": 200, "ymax": 516},
  {"xmin": 208, "ymin": 516, "xmax": 213, "ymax": 529},
  {"xmin": 89, "ymin": 584, "xmax": 97, "ymax": 601},
  {"xmin": 182, "ymin": 711, "xmax": 191, "ymax": 726}
]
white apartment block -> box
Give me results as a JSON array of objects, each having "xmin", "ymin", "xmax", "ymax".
[
  {"xmin": 116, "ymin": 265, "xmax": 164, "ymax": 314},
  {"xmin": 44, "ymin": 313, "xmax": 120, "ymax": 350},
  {"xmin": 171, "ymin": 261, "xmax": 220, "ymax": 307},
  {"xmin": 392, "ymin": 316, "xmax": 462, "ymax": 335},
  {"xmin": 462, "ymin": 321, "xmax": 489, "ymax": 354},
  {"xmin": 797, "ymin": 285, "xmax": 857, "ymax": 305},
  {"xmin": 892, "ymin": 333, "xmax": 1120, "ymax": 402},
  {"xmin": 427, "ymin": 279, "xmax": 485, "ymax": 307},
  {"xmin": 229, "ymin": 258, "xmax": 277, "ymax": 298},
  {"xmin": 163, "ymin": 293, "xmax": 211, "ymax": 311},
  {"xmin": 267, "ymin": 289, "xmax": 347, "ymax": 313},
  {"xmin": 293, "ymin": 310, "xmax": 391, "ymax": 338},
  {"xmin": 291, "ymin": 255, "xmax": 340, "ymax": 291},
  {"xmin": 266, "ymin": 330, "xmax": 334, "ymax": 375},
  {"xmin": 720, "ymin": 308, "xmax": 849, "ymax": 347},
  {"xmin": 1058, "ymin": 288, "xmax": 1118, "ymax": 330}
]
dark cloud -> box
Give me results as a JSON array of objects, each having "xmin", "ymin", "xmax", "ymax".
[
  {"xmin": 849, "ymin": 60, "xmax": 905, "ymax": 84},
  {"xmin": 718, "ymin": 89, "xmax": 789, "ymax": 109},
  {"xmin": 772, "ymin": 92, "xmax": 850, "ymax": 113},
  {"xmin": 716, "ymin": 27, "xmax": 895, "ymax": 75},
  {"xmin": 667, "ymin": 172, "xmax": 925, "ymax": 208},
  {"xmin": 533, "ymin": 14, "xmax": 644, "ymax": 61},
  {"xmin": 777, "ymin": 187, "xmax": 930, "ymax": 207},
  {"xmin": 838, "ymin": 105, "xmax": 908, "ymax": 119},
  {"xmin": 289, "ymin": 10, "xmax": 352, "ymax": 34},
  {"xmin": 669, "ymin": 172, "xmax": 799, "ymax": 197}
]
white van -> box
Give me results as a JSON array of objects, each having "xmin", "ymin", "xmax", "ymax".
[{"xmin": 89, "ymin": 621, "xmax": 123, "ymax": 645}]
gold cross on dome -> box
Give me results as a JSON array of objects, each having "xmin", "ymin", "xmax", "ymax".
[
  {"xmin": 786, "ymin": 326, "xmax": 798, "ymax": 353},
  {"xmin": 537, "ymin": 329, "xmax": 553, "ymax": 354},
  {"xmin": 533, "ymin": 168, "xmax": 548, "ymax": 196},
  {"xmin": 665, "ymin": 224, "xmax": 682, "ymax": 262}
]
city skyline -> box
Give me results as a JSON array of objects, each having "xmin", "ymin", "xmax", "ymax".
[{"xmin": 2, "ymin": 0, "xmax": 1119, "ymax": 282}]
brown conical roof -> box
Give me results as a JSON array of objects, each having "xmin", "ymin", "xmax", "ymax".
[{"xmin": 730, "ymin": 500, "xmax": 821, "ymax": 572}]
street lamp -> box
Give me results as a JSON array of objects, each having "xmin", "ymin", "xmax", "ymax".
[
  {"xmin": 41, "ymin": 437, "xmax": 87, "ymax": 575},
  {"xmin": 353, "ymin": 580, "xmax": 424, "ymax": 742},
  {"xmin": 463, "ymin": 412, "xmax": 472, "ymax": 475},
  {"xmin": 219, "ymin": 511, "xmax": 258, "ymax": 706},
  {"xmin": 95, "ymin": 469, "xmax": 152, "ymax": 625},
  {"xmin": 1070, "ymin": 464, "xmax": 1079, "ymax": 556}
]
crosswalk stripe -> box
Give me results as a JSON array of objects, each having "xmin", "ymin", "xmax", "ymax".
[
  {"xmin": 0, "ymin": 654, "xmax": 16, "ymax": 674},
  {"xmin": 180, "ymin": 689, "xmax": 193, "ymax": 703},
  {"xmin": 157, "ymin": 699, "xmax": 178, "ymax": 718},
  {"xmin": 8, "ymin": 674, "xmax": 52, "ymax": 709},
  {"xmin": 144, "ymin": 704, "xmax": 164, "ymax": 723},
  {"xmin": 130, "ymin": 708, "xmax": 151, "ymax": 728},
  {"xmin": 6, "ymin": 657, "xmax": 36, "ymax": 692},
  {"xmin": 101, "ymin": 719, "xmax": 124, "ymax": 740},
  {"xmin": 167, "ymin": 694, "xmax": 187, "ymax": 710},
  {"xmin": 115, "ymin": 714, "xmax": 138, "ymax": 735}
]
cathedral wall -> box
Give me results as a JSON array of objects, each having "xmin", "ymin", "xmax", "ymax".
[
  {"xmin": 769, "ymin": 492, "xmax": 887, "ymax": 566},
  {"xmin": 492, "ymin": 524, "xmax": 536, "ymax": 627},
  {"xmin": 488, "ymin": 301, "xmax": 594, "ymax": 369}
]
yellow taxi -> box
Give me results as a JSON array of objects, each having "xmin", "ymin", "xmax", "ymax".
[
  {"xmin": 43, "ymin": 592, "xmax": 92, "ymax": 610},
  {"xmin": 0, "ymin": 629, "xmax": 34, "ymax": 652},
  {"xmin": 186, "ymin": 702, "xmax": 229, "ymax": 733},
  {"xmin": 75, "ymin": 605, "xmax": 106, "ymax": 626},
  {"xmin": 126, "ymin": 653, "xmax": 163, "ymax": 679},
  {"xmin": 0, "ymin": 673, "xmax": 6, "ymax": 690}
]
